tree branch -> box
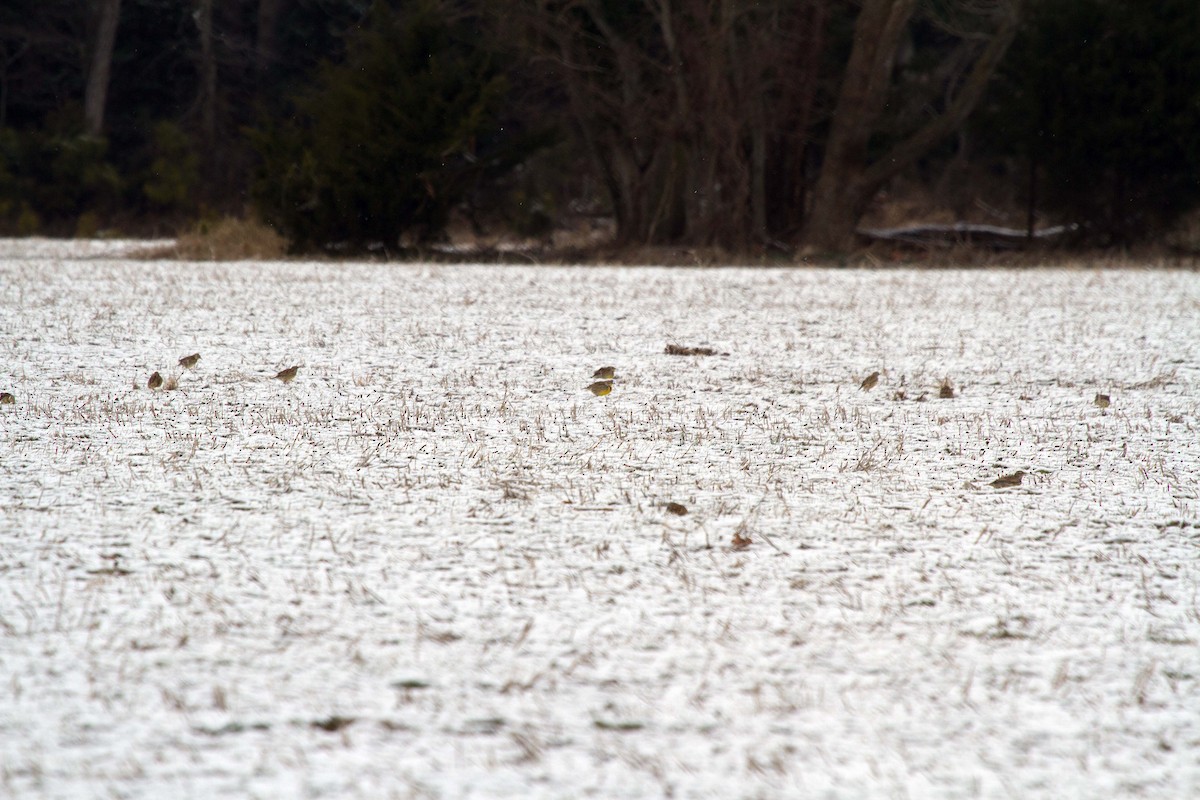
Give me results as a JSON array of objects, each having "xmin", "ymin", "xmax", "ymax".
[{"xmin": 860, "ymin": 1, "xmax": 1020, "ymax": 189}]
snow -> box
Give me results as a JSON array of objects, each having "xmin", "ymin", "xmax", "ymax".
[
  {"xmin": 0, "ymin": 237, "xmax": 173, "ymax": 261},
  {"xmin": 1, "ymin": 249, "xmax": 1198, "ymax": 798}
]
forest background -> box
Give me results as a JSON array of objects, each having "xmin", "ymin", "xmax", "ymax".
[{"xmin": 1, "ymin": 0, "xmax": 1197, "ymax": 257}]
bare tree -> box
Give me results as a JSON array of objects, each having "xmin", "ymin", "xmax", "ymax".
[
  {"xmin": 520, "ymin": 0, "xmax": 828, "ymax": 250},
  {"xmin": 804, "ymin": 0, "xmax": 1021, "ymax": 251},
  {"xmin": 84, "ymin": 0, "xmax": 120, "ymax": 136}
]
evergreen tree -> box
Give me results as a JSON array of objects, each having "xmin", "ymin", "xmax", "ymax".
[
  {"xmin": 980, "ymin": 0, "xmax": 1200, "ymax": 244},
  {"xmin": 251, "ymin": 0, "xmax": 545, "ymax": 250}
]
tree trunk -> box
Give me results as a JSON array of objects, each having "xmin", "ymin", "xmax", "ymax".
[
  {"xmin": 1, "ymin": 42, "xmax": 32, "ymax": 128},
  {"xmin": 1025, "ymin": 156, "xmax": 1037, "ymax": 239},
  {"xmin": 256, "ymin": 0, "xmax": 285, "ymax": 80},
  {"xmin": 750, "ymin": 121, "xmax": 767, "ymax": 240},
  {"xmin": 804, "ymin": 0, "xmax": 1020, "ymax": 252},
  {"xmin": 804, "ymin": 0, "xmax": 917, "ymax": 251},
  {"xmin": 84, "ymin": 0, "xmax": 121, "ymax": 137},
  {"xmin": 196, "ymin": 0, "xmax": 217, "ymax": 148}
]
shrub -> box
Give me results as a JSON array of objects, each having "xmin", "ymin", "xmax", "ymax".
[
  {"xmin": 169, "ymin": 216, "xmax": 289, "ymax": 260},
  {"xmin": 16, "ymin": 203, "xmax": 42, "ymax": 236},
  {"xmin": 250, "ymin": 0, "xmax": 547, "ymax": 251},
  {"xmin": 0, "ymin": 114, "xmax": 122, "ymax": 234},
  {"xmin": 143, "ymin": 121, "xmax": 200, "ymax": 211},
  {"xmin": 75, "ymin": 211, "xmax": 101, "ymax": 238}
]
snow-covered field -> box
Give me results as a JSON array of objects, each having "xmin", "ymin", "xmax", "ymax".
[{"xmin": 1, "ymin": 247, "xmax": 1198, "ymax": 799}]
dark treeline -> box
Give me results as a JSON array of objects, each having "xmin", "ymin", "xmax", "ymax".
[{"xmin": 1, "ymin": 0, "xmax": 1197, "ymax": 253}]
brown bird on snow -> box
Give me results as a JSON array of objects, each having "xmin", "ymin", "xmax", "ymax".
[
  {"xmin": 1094, "ymin": 393, "xmax": 1111, "ymax": 409},
  {"xmin": 275, "ymin": 366, "xmax": 300, "ymax": 383},
  {"xmin": 147, "ymin": 371, "xmax": 164, "ymax": 390},
  {"xmin": 592, "ymin": 366, "xmax": 617, "ymax": 380},
  {"xmin": 586, "ymin": 380, "xmax": 613, "ymax": 396},
  {"xmin": 0, "ymin": 391, "xmax": 14, "ymax": 405},
  {"xmin": 178, "ymin": 352, "xmax": 201, "ymax": 369},
  {"xmin": 990, "ymin": 470, "xmax": 1025, "ymax": 489},
  {"xmin": 860, "ymin": 371, "xmax": 880, "ymax": 391}
]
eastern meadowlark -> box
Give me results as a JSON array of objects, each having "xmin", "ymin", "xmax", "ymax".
[
  {"xmin": 179, "ymin": 353, "xmax": 201, "ymax": 369},
  {"xmin": 275, "ymin": 366, "xmax": 300, "ymax": 383},
  {"xmin": 592, "ymin": 366, "xmax": 616, "ymax": 380},
  {"xmin": 0, "ymin": 391, "xmax": 14, "ymax": 405},
  {"xmin": 860, "ymin": 371, "xmax": 880, "ymax": 391},
  {"xmin": 990, "ymin": 470, "xmax": 1025, "ymax": 489},
  {"xmin": 1094, "ymin": 393, "xmax": 1111, "ymax": 409},
  {"xmin": 586, "ymin": 380, "xmax": 613, "ymax": 396},
  {"xmin": 148, "ymin": 371, "xmax": 164, "ymax": 390}
]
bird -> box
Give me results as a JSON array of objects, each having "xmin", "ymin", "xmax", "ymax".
[
  {"xmin": 939, "ymin": 378, "xmax": 955, "ymax": 399},
  {"xmin": 147, "ymin": 371, "xmax": 163, "ymax": 390},
  {"xmin": 990, "ymin": 470, "xmax": 1025, "ymax": 489},
  {"xmin": 586, "ymin": 380, "xmax": 613, "ymax": 396},
  {"xmin": 275, "ymin": 366, "xmax": 300, "ymax": 383},
  {"xmin": 178, "ymin": 353, "xmax": 201, "ymax": 369},
  {"xmin": 592, "ymin": 366, "xmax": 616, "ymax": 380},
  {"xmin": 1094, "ymin": 393, "xmax": 1111, "ymax": 409},
  {"xmin": 0, "ymin": 391, "xmax": 14, "ymax": 405},
  {"xmin": 665, "ymin": 501, "xmax": 688, "ymax": 516},
  {"xmin": 860, "ymin": 371, "xmax": 880, "ymax": 391}
]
